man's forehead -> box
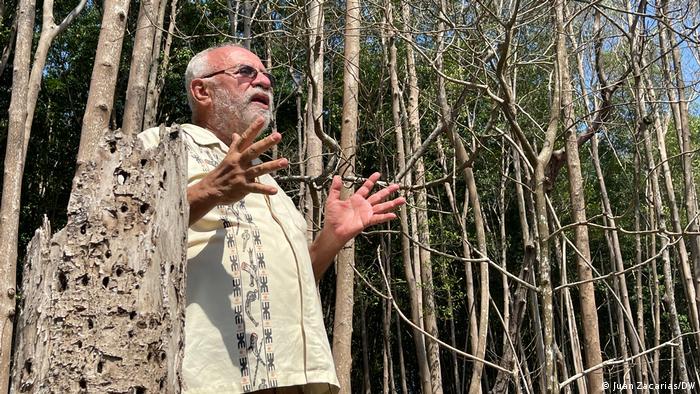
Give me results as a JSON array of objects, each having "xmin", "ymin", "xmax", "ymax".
[{"xmin": 207, "ymin": 46, "xmax": 264, "ymax": 70}]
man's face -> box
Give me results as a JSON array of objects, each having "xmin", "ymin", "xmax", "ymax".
[{"xmin": 203, "ymin": 47, "xmax": 274, "ymax": 135}]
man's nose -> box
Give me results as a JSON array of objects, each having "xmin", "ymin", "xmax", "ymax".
[{"xmin": 251, "ymin": 72, "xmax": 272, "ymax": 90}]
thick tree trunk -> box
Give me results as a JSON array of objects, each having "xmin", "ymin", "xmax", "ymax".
[
  {"xmin": 11, "ymin": 126, "xmax": 188, "ymax": 393},
  {"xmin": 0, "ymin": 0, "xmax": 36, "ymax": 388},
  {"xmin": 76, "ymin": 0, "xmax": 131, "ymax": 165}
]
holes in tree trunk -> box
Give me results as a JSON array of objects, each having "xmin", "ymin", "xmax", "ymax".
[
  {"xmin": 87, "ymin": 318, "xmax": 94, "ymax": 329},
  {"xmin": 80, "ymin": 274, "xmax": 89, "ymax": 286},
  {"xmin": 135, "ymin": 386, "xmax": 146, "ymax": 394},
  {"xmin": 115, "ymin": 168, "xmax": 130, "ymax": 185},
  {"xmin": 129, "ymin": 311, "xmax": 137, "ymax": 320},
  {"xmin": 108, "ymin": 141, "xmax": 117, "ymax": 153},
  {"xmin": 102, "ymin": 277, "xmax": 110, "ymax": 287},
  {"xmin": 80, "ymin": 223, "xmax": 87, "ymax": 235},
  {"xmin": 23, "ymin": 359, "xmax": 32, "ymax": 374},
  {"xmin": 140, "ymin": 159, "xmax": 148, "ymax": 167},
  {"xmin": 115, "ymin": 267, "xmax": 123, "ymax": 277},
  {"xmin": 105, "ymin": 250, "xmax": 112, "ymax": 259},
  {"xmin": 140, "ymin": 203, "xmax": 150, "ymax": 214},
  {"xmin": 79, "ymin": 377, "xmax": 87, "ymax": 389},
  {"xmin": 120, "ymin": 204, "xmax": 128, "ymax": 213},
  {"xmin": 159, "ymin": 170, "xmax": 167, "ymax": 189},
  {"xmin": 97, "ymin": 360, "xmax": 104, "ymax": 373},
  {"xmin": 58, "ymin": 272, "xmax": 68, "ymax": 291}
]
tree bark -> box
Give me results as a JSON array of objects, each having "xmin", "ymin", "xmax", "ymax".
[
  {"xmin": 122, "ymin": 0, "xmax": 161, "ymax": 136},
  {"xmin": 143, "ymin": 0, "xmax": 173, "ymax": 128},
  {"xmin": 331, "ymin": 0, "xmax": 360, "ymax": 390},
  {"xmin": 11, "ymin": 126, "xmax": 188, "ymax": 393},
  {"xmin": 75, "ymin": 0, "xmax": 131, "ymax": 165},
  {"xmin": 396, "ymin": 3, "xmax": 432, "ymax": 392},
  {"xmin": 0, "ymin": 0, "xmax": 36, "ymax": 388},
  {"xmin": 555, "ymin": 3, "xmax": 603, "ymax": 390},
  {"xmin": 303, "ymin": 0, "xmax": 324, "ymax": 242}
]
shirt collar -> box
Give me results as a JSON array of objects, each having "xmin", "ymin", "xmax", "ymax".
[{"xmin": 181, "ymin": 123, "xmax": 229, "ymax": 151}]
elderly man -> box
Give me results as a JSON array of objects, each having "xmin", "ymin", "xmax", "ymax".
[{"xmin": 139, "ymin": 44, "xmax": 404, "ymax": 394}]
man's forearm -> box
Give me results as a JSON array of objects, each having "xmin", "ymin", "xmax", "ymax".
[
  {"xmin": 308, "ymin": 227, "xmax": 348, "ymax": 282},
  {"xmin": 187, "ymin": 181, "xmax": 220, "ymax": 225}
]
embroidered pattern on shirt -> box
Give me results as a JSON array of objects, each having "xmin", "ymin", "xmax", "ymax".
[{"xmin": 187, "ymin": 139, "xmax": 277, "ymax": 392}]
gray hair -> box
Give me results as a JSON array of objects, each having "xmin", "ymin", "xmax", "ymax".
[{"xmin": 184, "ymin": 43, "xmax": 246, "ymax": 110}]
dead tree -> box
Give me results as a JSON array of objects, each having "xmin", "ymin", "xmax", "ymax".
[{"xmin": 10, "ymin": 126, "xmax": 188, "ymax": 393}]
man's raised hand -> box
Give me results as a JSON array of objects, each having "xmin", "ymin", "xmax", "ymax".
[
  {"xmin": 323, "ymin": 172, "xmax": 405, "ymax": 245},
  {"xmin": 187, "ymin": 117, "xmax": 288, "ymax": 224}
]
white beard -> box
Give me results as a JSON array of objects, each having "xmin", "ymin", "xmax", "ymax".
[{"xmin": 210, "ymin": 87, "xmax": 272, "ymax": 136}]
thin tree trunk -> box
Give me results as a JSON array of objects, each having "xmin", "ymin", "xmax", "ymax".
[
  {"xmin": 23, "ymin": 0, "xmax": 87, "ymax": 158},
  {"xmin": 393, "ymin": 3, "xmax": 431, "ymax": 391},
  {"xmin": 410, "ymin": 3, "xmax": 443, "ymax": 390},
  {"xmin": 0, "ymin": 13, "xmax": 16, "ymax": 78},
  {"xmin": 558, "ymin": 238, "xmax": 587, "ymax": 394},
  {"xmin": 395, "ymin": 317, "xmax": 408, "ymax": 394},
  {"xmin": 0, "ymin": 0, "xmax": 35, "ymax": 388},
  {"xmin": 11, "ymin": 126, "xmax": 188, "ymax": 393},
  {"xmin": 638, "ymin": 97, "xmax": 691, "ymax": 389},
  {"xmin": 555, "ymin": 4, "xmax": 604, "ymax": 390},
  {"xmin": 75, "ymin": 0, "xmax": 131, "ymax": 165},
  {"xmin": 122, "ymin": 0, "xmax": 161, "ymax": 136},
  {"xmin": 361, "ymin": 296, "xmax": 371, "ymax": 394},
  {"xmin": 242, "ymin": 0, "xmax": 251, "ymax": 48},
  {"xmin": 227, "ymin": 0, "xmax": 238, "ymax": 36},
  {"xmin": 304, "ymin": 0, "xmax": 324, "ymax": 242},
  {"xmin": 656, "ymin": 1, "xmax": 700, "ymax": 347},
  {"xmin": 331, "ymin": 0, "xmax": 360, "ymax": 390},
  {"xmin": 660, "ymin": 2, "xmax": 700, "ymax": 320},
  {"xmin": 381, "ymin": 236, "xmax": 394, "ymax": 394},
  {"xmin": 633, "ymin": 152, "xmax": 649, "ymax": 392},
  {"xmin": 143, "ymin": 0, "xmax": 172, "ymax": 128}
]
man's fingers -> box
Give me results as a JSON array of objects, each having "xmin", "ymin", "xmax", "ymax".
[
  {"xmin": 241, "ymin": 132, "xmax": 282, "ymax": 162},
  {"xmin": 368, "ymin": 213, "xmax": 398, "ymax": 226},
  {"xmin": 235, "ymin": 116, "xmax": 267, "ymax": 152},
  {"xmin": 230, "ymin": 133, "xmax": 243, "ymax": 151},
  {"xmin": 246, "ymin": 158, "xmax": 289, "ymax": 179},
  {"xmin": 366, "ymin": 183, "xmax": 400, "ymax": 205},
  {"xmin": 245, "ymin": 182, "xmax": 279, "ymax": 196},
  {"xmin": 372, "ymin": 197, "xmax": 406, "ymax": 214},
  {"xmin": 328, "ymin": 175, "xmax": 342, "ymax": 202},
  {"xmin": 356, "ymin": 172, "xmax": 382, "ymax": 199}
]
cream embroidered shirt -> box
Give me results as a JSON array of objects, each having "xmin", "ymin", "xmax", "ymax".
[{"xmin": 139, "ymin": 124, "xmax": 339, "ymax": 394}]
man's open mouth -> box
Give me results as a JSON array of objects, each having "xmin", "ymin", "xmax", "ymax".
[{"xmin": 250, "ymin": 93, "xmax": 270, "ymax": 106}]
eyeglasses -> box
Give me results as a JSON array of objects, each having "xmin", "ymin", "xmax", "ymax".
[{"xmin": 198, "ymin": 64, "xmax": 275, "ymax": 88}]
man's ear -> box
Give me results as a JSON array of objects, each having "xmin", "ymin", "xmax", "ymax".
[{"xmin": 191, "ymin": 79, "xmax": 211, "ymax": 106}]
